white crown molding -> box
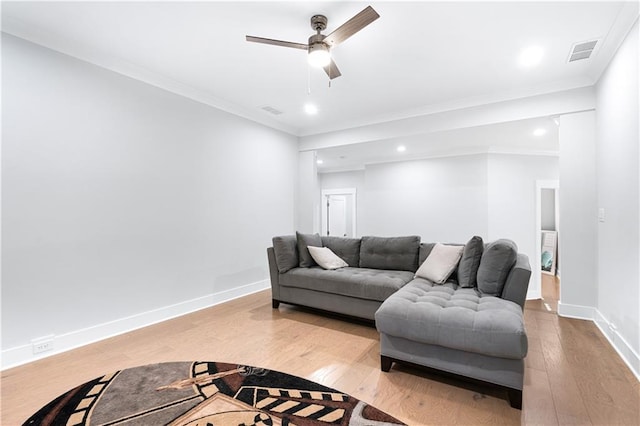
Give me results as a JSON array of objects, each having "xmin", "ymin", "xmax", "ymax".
[
  {"xmin": 587, "ymin": 4, "xmax": 640, "ymax": 83},
  {"xmin": 1, "ymin": 23, "xmax": 299, "ymax": 136}
]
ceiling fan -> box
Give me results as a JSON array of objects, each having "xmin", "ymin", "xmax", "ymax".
[{"xmin": 246, "ymin": 5, "xmax": 380, "ymax": 80}]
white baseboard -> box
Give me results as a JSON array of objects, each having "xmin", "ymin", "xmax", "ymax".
[
  {"xmin": 1, "ymin": 280, "xmax": 270, "ymax": 370},
  {"xmin": 526, "ymin": 288, "xmax": 542, "ymax": 300},
  {"xmin": 558, "ymin": 302, "xmax": 639, "ymax": 381},
  {"xmin": 557, "ymin": 301, "xmax": 596, "ymax": 319},
  {"xmin": 593, "ymin": 310, "xmax": 640, "ymax": 381}
]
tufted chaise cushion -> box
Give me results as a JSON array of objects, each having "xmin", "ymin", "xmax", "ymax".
[
  {"xmin": 280, "ymin": 267, "xmax": 414, "ymax": 302},
  {"xmin": 375, "ymin": 278, "xmax": 527, "ymax": 359}
]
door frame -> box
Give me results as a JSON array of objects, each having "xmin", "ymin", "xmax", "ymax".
[
  {"xmin": 534, "ymin": 180, "xmax": 560, "ymax": 300},
  {"xmin": 321, "ymin": 188, "xmax": 357, "ymax": 237}
]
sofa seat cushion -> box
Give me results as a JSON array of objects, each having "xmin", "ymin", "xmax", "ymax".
[
  {"xmin": 280, "ymin": 267, "xmax": 414, "ymax": 302},
  {"xmin": 375, "ymin": 278, "xmax": 527, "ymax": 359}
]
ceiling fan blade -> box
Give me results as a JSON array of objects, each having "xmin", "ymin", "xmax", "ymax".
[
  {"xmin": 245, "ymin": 35, "xmax": 308, "ymax": 50},
  {"xmin": 324, "ymin": 6, "xmax": 380, "ymax": 47},
  {"xmin": 323, "ymin": 59, "xmax": 342, "ymax": 80}
]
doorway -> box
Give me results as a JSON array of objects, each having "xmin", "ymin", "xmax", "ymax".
[
  {"xmin": 321, "ymin": 188, "xmax": 357, "ymax": 237},
  {"xmin": 535, "ymin": 180, "xmax": 560, "ymax": 312}
]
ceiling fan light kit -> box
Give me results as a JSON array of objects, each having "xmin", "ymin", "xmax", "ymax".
[
  {"xmin": 308, "ymin": 42, "xmax": 331, "ymax": 67},
  {"xmin": 307, "ymin": 15, "xmax": 331, "ymax": 67},
  {"xmin": 246, "ymin": 5, "xmax": 380, "ymax": 80}
]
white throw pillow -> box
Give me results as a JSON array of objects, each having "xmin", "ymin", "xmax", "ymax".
[
  {"xmin": 307, "ymin": 246, "xmax": 348, "ymax": 270},
  {"xmin": 415, "ymin": 243, "xmax": 464, "ymax": 284}
]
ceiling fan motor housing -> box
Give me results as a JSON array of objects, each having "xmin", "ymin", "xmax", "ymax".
[
  {"xmin": 310, "ymin": 14, "xmax": 328, "ymax": 32},
  {"xmin": 308, "ymin": 33, "xmax": 329, "ymax": 53}
]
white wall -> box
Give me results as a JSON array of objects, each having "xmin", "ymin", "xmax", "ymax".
[
  {"xmin": 558, "ymin": 111, "xmax": 598, "ymax": 312},
  {"xmin": 361, "ymin": 155, "xmax": 489, "ymax": 241},
  {"xmin": 317, "ymin": 154, "xmax": 559, "ymax": 299},
  {"xmin": 541, "ymin": 189, "xmax": 556, "ymax": 231},
  {"xmin": 296, "ymin": 151, "xmax": 320, "ymax": 234},
  {"xmin": 595, "ymin": 19, "xmax": 639, "ymax": 373},
  {"xmin": 1, "ymin": 35, "xmax": 298, "ymax": 361}
]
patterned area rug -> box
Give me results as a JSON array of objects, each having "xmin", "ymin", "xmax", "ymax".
[{"xmin": 24, "ymin": 361, "xmax": 406, "ymax": 425}]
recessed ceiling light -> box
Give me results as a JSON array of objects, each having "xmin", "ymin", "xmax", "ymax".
[
  {"xmin": 519, "ymin": 46, "xmax": 544, "ymax": 67},
  {"xmin": 316, "ymin": 159, "xmax": 323, "ymax": 165},
  {"xmin": 397, "ymin": 145, "xmax": 406, "ymax": 152},
  {"xmin": 533, "ymin": 128, "xmax": 547, "ymax": 137},
  {"xmin": 304, "ymin": 104, "xmax": 318, "ymax": 115}
]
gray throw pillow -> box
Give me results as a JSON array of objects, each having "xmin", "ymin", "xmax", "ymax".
[
  {"xmin": 359, "ymin": 236, "xmax": 420, "ymax": 271},
  {"xmin": 296, "ymin": 231, "xmax": 323, "ymax": 268},
  {"xmin": 457, "ymin": 236, "xmax": 484, "ymax": 288},
  {"xmin": 477, "ymin": 239, "xmax": 518, "ymax": 296},
  {"xmin": 418, "ymin": 243, "xmax": 435, "ymax": 265},
  {"xmin": 321, "ymin": 236, "xmax": 361, "ymax": 267},
  {"xmin": 272, "ymin": 236, "xmax": 299, "ymax": 273}
]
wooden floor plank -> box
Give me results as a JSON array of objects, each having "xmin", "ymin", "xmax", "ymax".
[{"xmin": 2, "ymin": 285, "xmax": 638, "ymax": 425}]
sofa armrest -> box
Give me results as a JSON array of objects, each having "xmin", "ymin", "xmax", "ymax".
[
  {"xmin": 267, "ymin": 247, "xmax": 281, "ymax": 301},
  {"xmin": 501, "ymin": 254, "xmax": 531, "ymax": 310}
]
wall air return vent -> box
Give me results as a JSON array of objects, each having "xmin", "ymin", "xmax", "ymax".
[
  {"xmin": 261, "ymin": 106, "xmax": 283, "ymax": 115},
  {"xmin": 568, "ymin": 39, "xmax": 599, "ymax": 62}
]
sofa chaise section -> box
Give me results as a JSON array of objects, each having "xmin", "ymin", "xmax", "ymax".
[
  {"xmin": 374, "ymin": 241, "xmax": 531, "ymax": 409},
  {"xmin": 375, "ymin": 275, "xmax": 529, "ymax": 408}
]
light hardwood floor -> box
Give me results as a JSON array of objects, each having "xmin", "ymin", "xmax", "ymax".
[{"xmin": 2, "ymin": 285, "xmax": 638, "ymax": 425}]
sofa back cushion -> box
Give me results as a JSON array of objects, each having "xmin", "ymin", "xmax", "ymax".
[
  {"xmin": 359, "ymin": 236, "xmax": 420, "ymax": 271},
  {"xmin": 477, "ymin": 239, "xmax": 518, "ymax": 295},
  {"xmin": 296, "ymin": 232, "xmax": 323, "ymax": 268},
  {"xmin": 272, "ymin": 235, "xmax": 299, "ymax": 273},
  {"xmin": 457, "ymin": 236, "xmax": 484, "ymax": 288},
  {"xmin": 321, "ymin": 236, "xmax": 361, "ymax": 267},
  {"xmin": 419, "ymin": 243, "xmax": 435, "ymax": 265}
]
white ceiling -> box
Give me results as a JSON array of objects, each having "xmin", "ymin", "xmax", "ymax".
[
  {"xmin": 2, "ymin": 1, "xmax": 638, "ymax": 139},
  {"xmin": 315, "ymin": 116, "xmax": 560, "ymax": 172}
]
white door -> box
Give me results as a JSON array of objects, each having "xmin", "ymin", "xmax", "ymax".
[
  {"xmin": 327, "ymin": 195, "xmax": 347, "ymax": 237},
  {"xmin": 321, "ymin": 188, "xmax": 357, "ymax": 237}
]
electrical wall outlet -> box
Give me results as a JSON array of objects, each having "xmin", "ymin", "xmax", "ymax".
[{"xmin": 32, "ymin": 336, "xmax": 55, "ymax": 354}]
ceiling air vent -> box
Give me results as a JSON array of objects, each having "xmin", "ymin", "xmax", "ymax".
[
  {"xmin": 261, "ymin": 106, "xmax": 283, "ymax": 115},
  {"xmin": 568, "ymin": 40, "xmax": 598, "ymax": 62}
]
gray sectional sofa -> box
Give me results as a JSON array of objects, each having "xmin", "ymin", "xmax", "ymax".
[{"xmin": 267, "ymin": 233, "xmax": 531, "ymax": 409}]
